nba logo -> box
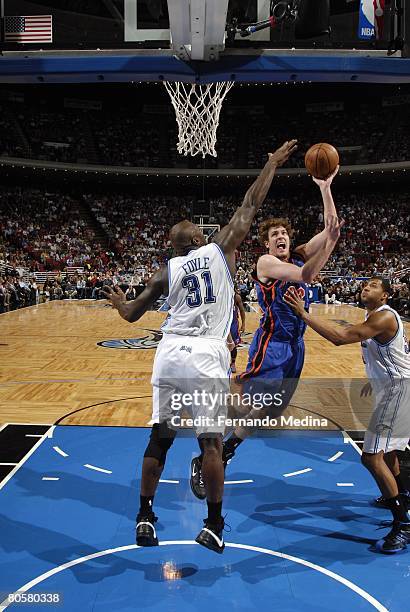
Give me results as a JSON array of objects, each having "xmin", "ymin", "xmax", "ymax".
[{"xmin": 358, "ymin": 0, "xmax": 385, "ymax": 40}]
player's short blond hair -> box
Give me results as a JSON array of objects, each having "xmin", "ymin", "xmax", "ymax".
[{"xmin": 258, "ymin": 218, "xmax": 295, "ymax": 246}]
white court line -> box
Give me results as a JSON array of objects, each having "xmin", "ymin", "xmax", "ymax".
[
  {"xmin": 0, "ymin": 541, "xmax": 388, "ymax": 612},
  {"xmin": 342, "ymin": 430, "xmax": 362, "ymax": 455},
  {"xmin": 283, "ymin": 468, "xmax": 312, "ymax": 478},
  {"xmin": 159, "ymin": 479, "xmax": 179, "ymax": 484},
  {"xmin": 25, "ymin": 434, "xmax": 43, "ymax": 438},
  {"xmin": 0, "ymin": 463, "xmax": 18, "ymax": 466},
  {"xmin": 0, "ymin": 423, "xmax": 9, "ymax": 434},
  {"xmin": 0, "ymin": 428, "xmax": 50, "ymax": 492},
  {"xmin": 224, "ymin": 479, "xmax": 254, "ymax": 485},
  {"xmin": 0, "ymin": 422, "xmax": 53, "ymax": 427},
  {"xmin": 337, "ymin": 483, "xmax": 355, "ymax": 487},
  {"xmin": 84, "ymin": 464, "xmax": 112, "ymax": 475},
  {"xmin": 53, "ymin": 446, "xmax": 68, "ymax": 458},
  {"xmin": 42, "ymin": 477, "xmax": 59, "ymax": 481},
  {"xmin": 328, "ymin": 451, "xmax": 344, "ymax": 462}
]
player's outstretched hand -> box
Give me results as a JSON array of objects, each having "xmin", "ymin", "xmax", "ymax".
[
  {"xmin": 312, "ymin": 165, "xmax": 340, "ymax": 189},
  {"xmin": 100, "ymin": 285, "xmax": 127, "ymax": 311},
  {"xmin": 283, "ymin": 287, "xmax": 305, "ymax": 318},
  {"xmin": 360, "ymin": 382, "xmax": 373, "ymax": 397},
  {"xmin": 268, "ymin": 140, "xmax": 298, "ymax": 167}
]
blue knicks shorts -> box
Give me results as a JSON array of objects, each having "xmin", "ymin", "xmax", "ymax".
[
  {"xmin": 237, "ymin": 331, "xmax": 305, "ymax": 413},
  {"xmin": 230, "ymin": 314, "xmax": 241, "ymax": 347}
]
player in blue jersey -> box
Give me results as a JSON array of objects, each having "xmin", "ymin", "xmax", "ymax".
[
  {"xmin": 191, "ymin": 167, "xmax": 344, "ymax": 499},
  {"xmin": 230, "ymin": 287, "xmax": 246, "ymax": 373}
]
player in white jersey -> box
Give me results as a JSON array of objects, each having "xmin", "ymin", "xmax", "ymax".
[
  {"xmin": 103, "ymin": 139, "xmax": 297, "ymax": 554},
  {"xmin": 284, "ymin": 277, "xmax": 410, "ymax": 553}
]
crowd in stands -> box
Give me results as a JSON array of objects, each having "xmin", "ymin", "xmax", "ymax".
[
  {"xmin": 21, "ymin": 109, "xmax": 89, "ymax": 163},
  {"xmin": 0, "ymin": 90, "xmax": 410, "ymax": 168},
  {"xmin": 85, "ymin": 193, "xmax": 193, "ymax": 275},
  {"xmin": 244, "ymin": 105, "xmax": 386, "ymax": 169},
  {"xmin": 89, "ymin": 111, "xmax": 163, "ymax": 168},
  {"xmin": 1, "ymin": 188, "xmax": 112, "ymax": 272},
  {"xmin": 1, "ymin": 183, "xmax": 409, "ymax": 316},
  {"xmin": 0, "ymin": 269, "xmax": 39, "ymax": 312},
  {"xmin": 210, "ymin": 190, "xmax": 410, "ymax": 276}
]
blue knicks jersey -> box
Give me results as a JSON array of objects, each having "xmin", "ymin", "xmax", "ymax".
[{"xmin": 253, "ymin": 254, "xmax": 309, "ymax": 343}]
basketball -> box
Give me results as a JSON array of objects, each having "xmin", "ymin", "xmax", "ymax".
[{"xmin": 304, "ymin": 143, "xmax": 339, "ymax": 179}]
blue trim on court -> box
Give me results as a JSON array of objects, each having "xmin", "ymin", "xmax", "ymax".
[{"xmin": 0, "ymin": 427, "xmax": 408, "ymax": 611}]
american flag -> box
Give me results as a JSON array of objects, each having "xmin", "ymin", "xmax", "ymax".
[{"xmin": 4, "ymin": 15, "xmax": 53, "ymax": 43}]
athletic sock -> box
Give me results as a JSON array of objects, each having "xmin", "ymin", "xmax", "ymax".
[
  {"xmin": 386, "ymin": 495, "xmax": 410, "ymax": 523},
  {"xmin": 394, "ymin": 473, "xmax": 409, "ymax": 495},
  {"xmin": 207, "ymin": 500, "xmax": 222, "ymax": 524},
  {"xmin": 223, "ymin": 434, "xmax": 243, "ymax": 460},
  {"xmin": 139, "ymin": 495, "xmax": 154, "ymax": 516}
]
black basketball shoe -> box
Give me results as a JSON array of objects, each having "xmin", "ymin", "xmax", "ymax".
[
  {"xmin": 373, "ymin": 491, "xmax": 410, "ymax": 510},
  {"xmin": 190, "ymin": 456, "xmax": 206, "ymax": 500},
  {"xmin": 376, "ymin": 521, "xmax": 410, "ymax": 554},
  {"xmin": 195, "ymin": 518, "xmax": 225, "ymax": 554},
  {"xmin": 136, "ymin": 512, "xmax": 158, "ymax": 547},
  {"xmin": 190, "ymin": 448, "xmax": 235, "ymax": 500}
]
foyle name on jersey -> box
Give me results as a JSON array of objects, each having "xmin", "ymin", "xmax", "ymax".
[{"xmin": 182, "ymin": 256, "xmax": 210, "ymax": 275}]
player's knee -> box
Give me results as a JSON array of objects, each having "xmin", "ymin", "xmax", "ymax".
[
  {"xmin": 361, "ymin": 451, "xmax": 382, "ymax": 469},
  {"xmin": 199, "ymin": 435, "xmax": 222, "ymax": 457},
  {"xmin": 144, "ymin": 422, "xmax": 176, "ymax": 466}
]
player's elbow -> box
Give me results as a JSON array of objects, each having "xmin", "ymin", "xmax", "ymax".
[{"xmin": 333, "ymin": 334, "xmax": 350, "ymax": 346}]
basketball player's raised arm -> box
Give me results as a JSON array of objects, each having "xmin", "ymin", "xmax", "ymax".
[
  {"xmin": 294, "ymin": 166, "xmax": 340, "ymax": 261},
  {"xmin": 213, "ymin": 140, "xmax": 297, "ymax": 261},
  {"xmin": 101, "ymin": 267, "xmax": 168, "ymax": 323},
  {"xmin": 284, "ymin": 288, "xmax": 397, "ymax": 346},
  {"xmin": 258, "ymin": 216, "xmax": 345, "ymax": 284}
]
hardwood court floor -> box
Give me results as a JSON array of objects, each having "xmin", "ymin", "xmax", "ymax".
[{"xmin": 1, "ymin": 301, "xmax": 408, "ymax": 430}]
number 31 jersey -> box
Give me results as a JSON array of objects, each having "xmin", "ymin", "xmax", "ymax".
[{"xmin": 161, "ymin": 242, "xmax": 234, "ymax": 340}]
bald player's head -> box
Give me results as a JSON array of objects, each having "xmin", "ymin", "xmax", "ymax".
[{"xmin": 169, "ymin": 220, "xmax": 207, "ymax": 255}]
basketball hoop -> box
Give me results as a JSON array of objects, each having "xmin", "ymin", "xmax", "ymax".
[{"xmin": 163, "ymin": 80, "xmax": 234, "ymax": 158}]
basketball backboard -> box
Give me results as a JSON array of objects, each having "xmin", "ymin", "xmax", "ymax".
[{"xmin": 124, "ymin": 0, "xmax": 271, "ymax": 43}]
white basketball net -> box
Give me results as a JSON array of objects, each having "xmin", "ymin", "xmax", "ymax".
[{"xmin": 163, "ymin": 81, "xmax": 234, "ymax": 158}]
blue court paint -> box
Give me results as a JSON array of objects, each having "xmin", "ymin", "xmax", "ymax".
[{"xmin": 0, "ymin": 427, "xmax": 407, "ymax": 611}]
